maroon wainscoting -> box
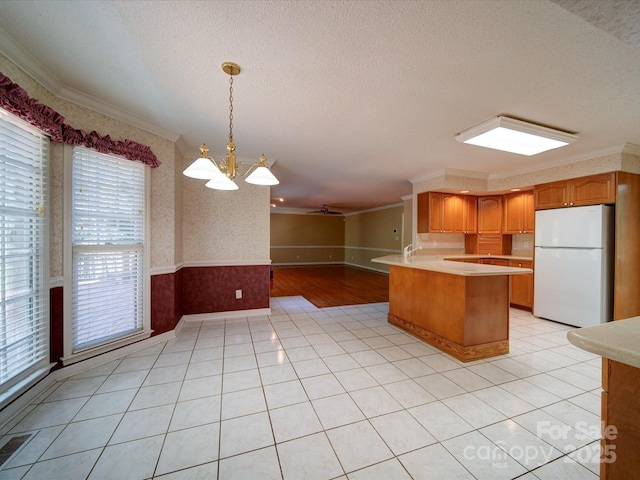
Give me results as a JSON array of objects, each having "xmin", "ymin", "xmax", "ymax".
[
  {"xmin": 49, "ymin": 287, "xmax": 64, "ymax": 365},
  {"xmin": 52, "ymin": 266, "xmax": 266, "ymax": 348},
  {"xmin": 181, "ymin": 265, "xmax": 270, "ymax": 315},
  {"xmin": 150, "ymin": 269, "xmax": 183, "ymax": 336}
]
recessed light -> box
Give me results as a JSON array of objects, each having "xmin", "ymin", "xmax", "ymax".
[
  {"xmin": 510, "ymin": 188, "xmax": 521, "ymax": 192},
  {"xmin": 460, "ymin": 190, "xmax": 470, "ymax": 194},
  {"xmin": 455, "ymin": 116, "xmax": 578, "ymax": 156}
]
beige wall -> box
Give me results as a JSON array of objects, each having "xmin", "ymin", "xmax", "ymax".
[
  {"xmin": 344, "ymin": 204, "xmax": 403, "ymax": 273},
  {"xmin": 270, "ymin": 214, "xmax": 345, "ymax": 264},
  {"xmin": 270, "ymin": 205, "xmax": 404, "ymax": 272},
  {"xmin": 402, "ymin": 196, "xmax": 412, "ymax": 248}
]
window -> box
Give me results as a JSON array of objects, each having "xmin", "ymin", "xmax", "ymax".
[
  {"xmin": 64, "ymin": 147, "xmax": 149, "ymax": 362},
  {"xmin": 0, "ymin": 108, "xmax": 50, "ymax": 401}
]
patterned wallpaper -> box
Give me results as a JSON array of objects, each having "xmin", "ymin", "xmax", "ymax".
[{"xmin": 182, "ymin": 154, "xmax": 271, "ymax": 265}]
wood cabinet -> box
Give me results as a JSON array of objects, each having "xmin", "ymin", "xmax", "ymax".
[
  {"xmin": 388, "ymin": 265, "xmax": 509, "ymax": 361},
  {"xmin": 477, "ymin": 195, "xmax": 502, "ymax": 233},
  {"xmin": 600, "ymin": 359, "xmax": 640, "ymax": 479},
  {"xmin": 534, "ymin": 172, "xmax": 616, "ymax": 210},
  {"xmin": 509, "ymin": 260, "xmax": 533, "ymax": 309},
  {"xmin": 614, "ymin": 172, "xmax": 640, "ymax": 320},
  {"xmin": 453, "ymin": 195, "xmax": 478, "ymax": 234},
  {"xmin": 477, "ymin": 258, "xmax": 509, "ymax": 266},
  {"xmin": 465, "ymin": 234, "xmax": 512, "ymax": 256},
  {"xmin": 503, "ymin": 191, "xmax": 534, "ymax": 234},
  {"xmin": 416, "ymin": 192, "xmax": 430, "ymax": 233},
  {"xmin": 443, "ymin": 256, "xmax": 534, "ymax": 311},
  {"xmin": 417, "ymin": 192, "xmax": 477, "ymax": 234},
  {"xmin": 418, "ymin": 192, "xmax": 449, "ymax": 233}
]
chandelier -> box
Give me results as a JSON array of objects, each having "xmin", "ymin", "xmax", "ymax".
[{"xmin": 183, "ymin": 62, "xmax": 279, "ymax": 190}]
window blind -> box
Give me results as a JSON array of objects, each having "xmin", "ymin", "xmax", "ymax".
[
  {"xmin": 71, "ymin": 148, "xmax": 145, "ymax": 352},
  {"xmin": 0, "ymin": 109, "xmax": 50, "ymax": 391}
]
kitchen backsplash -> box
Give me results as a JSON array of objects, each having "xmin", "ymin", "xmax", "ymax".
[
  {"xmin": 416, "ymin": 232, "xmax": 534, "ymax": 257},
  {"xmin": 512, "ymin": 233, "xmax": 534, "ymax": 256},
  {"xmin": 416, "ymin": 233, "xmax": 465, "ymax": 252}
]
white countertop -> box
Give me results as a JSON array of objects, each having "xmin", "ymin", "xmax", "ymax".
[
  {"xmin": 567, "ymin": 317, "xmax": 640, "ymax": 369},
  {"xmin": 371, "ymin": 254, "xmax": 533, "ymax": 276}
]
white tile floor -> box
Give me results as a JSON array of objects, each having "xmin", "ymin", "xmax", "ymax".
[{"xmin": 0, "ymin": 297, "xmax": 603, "ymax": 479}]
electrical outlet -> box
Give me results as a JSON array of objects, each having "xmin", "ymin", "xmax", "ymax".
[{"xmin": 235, "ymin": 289, "xmax": 242, "ymax": 299}]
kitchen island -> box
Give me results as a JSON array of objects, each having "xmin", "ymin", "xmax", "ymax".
[
  {"xmin": 372, "ymin": 254, "xmax": 532, "ymax": 361},
  {"xmin": 567, "ymin": 318, "xmax": 640, "ymax": 480}
]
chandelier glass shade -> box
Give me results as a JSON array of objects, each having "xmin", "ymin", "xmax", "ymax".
[{"xmin": 182, "ymin": 62, "xmax": 279, "ymax": 190}]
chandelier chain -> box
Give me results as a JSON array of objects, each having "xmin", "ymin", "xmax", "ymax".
[{"xmin": 228, "ymin": 74, "xmax": 234, "ymax": 142}]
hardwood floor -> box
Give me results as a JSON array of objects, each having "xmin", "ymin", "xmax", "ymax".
[{"xmin": 270, "ymin": 265, "xmax": 389, "ymax": 308}]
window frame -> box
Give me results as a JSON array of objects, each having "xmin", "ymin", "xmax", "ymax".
[
  {"xmin": 62, "ymin": 145, "xmax": 151, "ymax": 365},
  {"xmin": 0, "ymin": 107, "xmax": 52, "ymax": 408}
]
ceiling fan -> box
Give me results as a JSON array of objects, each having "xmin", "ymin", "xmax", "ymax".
[{"xmin": 309, "ymin": 204, "xmax": 343, "ymax": 215}]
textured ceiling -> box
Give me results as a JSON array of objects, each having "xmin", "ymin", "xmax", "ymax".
[{"xmin": 0, "ymin": 0, "xmax": 639, "ymax": 213}]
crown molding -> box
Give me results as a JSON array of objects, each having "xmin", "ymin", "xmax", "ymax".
[
  {"xmin": 270, "ymin": 207, "xmax": 340, "ymax": 215},
  {"xmin": 0, "ymin": 27, "xmax": 180, "ymax": 143},
  {"xmin": 174, "ymin": 136, "xmax": 189, "ymax": 157},
  {"xmin": 0, "ymin": 27, "xmax": 62, "ymax": 94},
  {"xmin": 410, "ymin": 168, "xmax": 489, "ymax": 184},
  {"xmin": 488, "ymin": 143, "xmax": 634, "ymax": 180},
  {"xmin": 622, "ymin": 142, "xmax": 640, "ymax": 156},
  {"xmin": 410, "ymin": 143, "xmax": 638, "ymax": 185},
  {"xmin": 344, "ymin": 202, "xmax": 404, "ymax": 216},
  {"xmin": 56, "ymin": 85, "xmax": 180, "ymax": 142}
]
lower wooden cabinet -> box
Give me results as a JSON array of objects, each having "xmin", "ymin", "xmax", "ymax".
[
  {"xmin": 446, "ymin": 256, "xmax": 534, "ymax": 311},
  {"xmin": 509, "ymin": 260, "xmax": 533, "ymax": 309},
  {"xmin": 601, "ymin": 359, "xmax": 640, "ymax": 479}
]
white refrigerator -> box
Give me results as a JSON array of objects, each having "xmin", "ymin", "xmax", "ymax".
[{"xmin": 533, "ymin": 205, "xmax": 614, "ymax": 327}]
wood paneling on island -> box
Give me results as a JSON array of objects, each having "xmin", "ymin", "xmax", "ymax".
[{"xmin": 387, "ymin": 265, "xmax": 509, "ymax": 361}]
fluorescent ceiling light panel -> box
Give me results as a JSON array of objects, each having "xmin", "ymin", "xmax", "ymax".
[{"xmin": 455, "ymin": 116, "xmax": 578, "ymax": 156}]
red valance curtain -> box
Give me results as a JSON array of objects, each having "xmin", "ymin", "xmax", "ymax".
[{"xmin": 0, "ymin": 72, "xmax": 160, "ymax": 167}]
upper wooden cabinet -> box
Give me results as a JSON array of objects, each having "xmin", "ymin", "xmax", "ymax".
[
  {"xmin": 454, "ymin": 195, "xmax": 478, "ymax": 234},
  {"xmin": 503, "ymin": 191, "xmax": 534, "ymax": 234},
  {"xmin": 417, "ymin": 192, "xmax": 430, "ymax": 233},
  {"xmin": 418, "ymin": 192, "xmax": 446, "ymax": 233},
  {"xmin": 477, "ymin": 195, "xmax": 503, "ymax": 234},
  {"xmin": 417, "ymin": 192, "xmax": 477, "ymax": 233},
  {"xmin": 534, "ymin": 172, "xmax": 616, "ymax": 210}
]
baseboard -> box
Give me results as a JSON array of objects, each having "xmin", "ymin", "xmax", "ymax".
[
  {"xmin": 0, "ymin": 324, "xmax": 182, "ymax": 433},
  {"xmin": 271, "ymin": 261, "xmax": 389, "ymax": 275},
  {"xmin": 55, "ymin": 329, "xmax": 177, "ymax": 380},
  {"xmin": 343, "ymin": 261, "xmax": 389, "ymax": 274},
  {"xmin": 182, "ymin": 307, "xmax": 272, "ymax": 323}
]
